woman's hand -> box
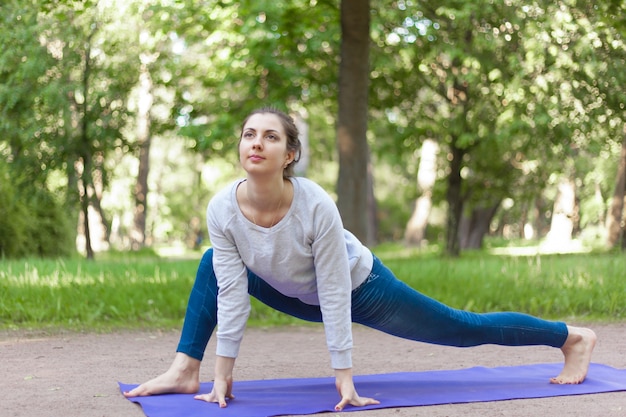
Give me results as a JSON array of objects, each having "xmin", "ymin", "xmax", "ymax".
[
  {"xmin": 334, "ymin": 368, "xmax": 380, "ymax": 411},
  {"xmin": 194, "ymin": 356, "xmax": 236, "ymax": 408},
  {"xmin": 194, "ymin": 376, "xmax": 234, "ymax": 407}
]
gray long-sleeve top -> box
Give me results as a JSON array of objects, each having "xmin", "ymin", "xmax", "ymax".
[{"xmin": 207, "ymin": 177, "xmax": 373, "ymax": 369}]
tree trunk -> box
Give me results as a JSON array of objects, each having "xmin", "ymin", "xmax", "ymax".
[
  {"xmin": 91, "ymin": 162, "xmax": 110, "ymax": 244},
  {"xmin": 293, "ymin": 111, "xmax": 309, "ymax": 177},
  {"xmin": 606, "ymin": 128, "xmax": 626, "ymax": 248},
  {"xmin": 546, "ymin": 177, "xmax": 576, "ymax": 246},
  {"xmin": 79, "ymin": 159, "xmax": 94, "ymax": 260},
  {"xmin": 533, "ymin": 196, "xmax": 549, "ymax": 239},
  {"xmin": 405, "ymin": 139, "xmax": 438, "ymax": 245},
  {"xmin": 445, "ymin": 140, "xmax": 465, "ymax": 256},
  {"xmin": 79, "ymin": 32, "xmax": 95, "ymax": 260},
  {"xmin": 65, "ymin": 158, "xmax": 80, "ymax": 250},
  {"xmin": 459, "ymin": 202, "xmax": 501, "ymax": 250},
  {"xmin": 131, "ymin": 58, "xmax": 154, "ymax": 250},
  {"xmin": 336, "ymin": 0, "xmax": 375, "ymax": 245},
  {"xmin": 365, "ymin": 163, "xmax": 377, "ymax": 245}
]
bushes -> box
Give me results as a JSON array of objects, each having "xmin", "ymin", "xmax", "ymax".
[
  {"xmin": 23, "ymin": 187, "xmax": 74, "ymax": 257},
  {"xmin": 0, "ymin": 171, "xmax": 29, "ymax": 257},
  {"xmin": 0, "ymin": 163, "xmax": 73, "ymax": 258}
]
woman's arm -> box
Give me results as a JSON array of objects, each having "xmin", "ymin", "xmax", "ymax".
[
  {"xmin": 206, "ymin": 192, "xmax": 251, "ymax": 360},
  {"xmin": 304, "ymin": 183, "xmax": 379, "ymax": 409},
  {"xmin": 310, "ymin": 199, "xmax": 354, "ymax": 369}
]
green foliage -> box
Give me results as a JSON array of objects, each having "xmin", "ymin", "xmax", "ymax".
[
  {"xmin": 368, "ymin": 0, "xmax": 625, "ymax": 252},
  {"xmin": 372, "ymin": 163, "xmax": 416, "ymax": 241},
  {"xmin": 168, "ymin": 0, "xmax": 341, "ymax": 162},
  {"xmin": 0, "ymin": 2, "xmax": 63, "ymax": 184},
  {"xmin": 0, "ymin": 162, "xmax": 74, "ymax": 258},
  {"xmin": 22, "ymin": 186, "xmax": 74, "ymax": 257},
  {"xmin": 0, "ymin": 0, "xmax": 624, "ymax": 255},
  {"xmin": 0, "ymin": 164, "xmax": 29, "ymax": 257},
  {"xmin": 1, "ymin": 249, "xmax": 624, "ymax": 331}
]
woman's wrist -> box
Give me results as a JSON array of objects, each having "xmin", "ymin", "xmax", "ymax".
[
  {"xmin": 334, "ymin": 367, "xmax": 353, "ymax": 379},
  {"xmin": 214, "ymin": 355, "xmax": 236, "ymax": 378}
]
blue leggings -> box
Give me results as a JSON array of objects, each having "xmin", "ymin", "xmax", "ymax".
[{"xmin": 177, "ymin": 249, "xmax": 568, "ymax": 361}]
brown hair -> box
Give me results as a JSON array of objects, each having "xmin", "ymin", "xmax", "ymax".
[{"xmin": 240, "ymin": 107, "xmax": 302, "ymax": 178}]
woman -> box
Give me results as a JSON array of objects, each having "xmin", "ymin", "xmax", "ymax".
[{"xmin": 124, "ymin": 107, "xmax": 596, "ymax": 412}]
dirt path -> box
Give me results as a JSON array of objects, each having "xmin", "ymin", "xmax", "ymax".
[{"xmin": 2, "ymin": 323, "xmax": 625, "ymax": 417}]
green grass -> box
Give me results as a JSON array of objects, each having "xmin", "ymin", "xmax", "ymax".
[
  {"xmin": 1, "ymin": 246, "xmax": 624, "ymax": 332},
  {"xmin": 377, "ymin": 246, "xmax": 626, "ymax": 322},
  {"xmin": 0, "ymin": 254, "xmax": 199, "ymax": 331}
]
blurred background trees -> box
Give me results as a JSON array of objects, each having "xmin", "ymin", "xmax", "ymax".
[{"xmin": 1, "ymin": 0, "xmax": 624, "ymax": 258}]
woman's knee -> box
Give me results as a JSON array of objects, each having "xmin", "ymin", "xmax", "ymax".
[
  {"xmin": 193, "ymin": 248, "xmax": 216, "ymax": 287},
  {"xmin": 200, "ymin": 247, "xmax": 214, "ymax": 265}
]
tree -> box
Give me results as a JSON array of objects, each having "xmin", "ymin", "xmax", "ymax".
[
  {"xmin": 0, "ymin": 0, "xmax": 61, "ymax": 186},
  {"xmin": 522, "ymin": 1, "xmax": 626, "ymax": 249},
  {"xmin": 336, "ymin": 0, "xmax": 375, "ymax": 245},
  {"xmin": 4, "ymin": 0, "xmax": 625, "ymax": 257},
  {"xmin": 405, "ymin": 139, "xmax": 438, "ymax": 245},
  {"xmin": 130, "ymin": 50, "xmax": 154, "ymax": 249},
  {"xmin": 606, "ymin": 133, "xmax": 626, "ymax": 248},
  {"xmin": 0, "ymin": 1, "xmax": 94, "ymax": 257},
  {"xmin": 370, "ymin": 1, "xmax": 535, "ymax": 255},
  {"xmin": 125, "ymin": 1, "xmax": 185, "ymax": 250},
  {"xmin": 28, "ymin": 1, "xmax": 136, "ymax": 257},
  {"xmin": 587, "ymin": 1, "xmax": 626, "ymax": 249},
  {"xmin": 369, "ymin": 0, "xmax": 626, "ymax": 254}
]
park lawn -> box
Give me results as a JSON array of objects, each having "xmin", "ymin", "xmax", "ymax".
[{"xmin": 0, "ymin": 245, "xmax": 624, "ymax": 332}]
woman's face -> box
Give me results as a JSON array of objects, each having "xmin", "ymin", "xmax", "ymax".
[{"xmin": 239, "ymin": 113, "xmax": 294, "ymax": 176}]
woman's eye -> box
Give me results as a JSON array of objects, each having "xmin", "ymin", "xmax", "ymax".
[{"xmin": 267, "ymin": 134, "xmax": 277, "ymax": 140}]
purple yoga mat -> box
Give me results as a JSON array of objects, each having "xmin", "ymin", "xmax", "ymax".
[{"xmin": 119, "ymin": 362, "xmax": 626, "ymax": 417}]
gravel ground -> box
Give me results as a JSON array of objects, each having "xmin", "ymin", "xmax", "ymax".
[{"xmin": 2, "ymin": 323, "xmax": 625, "ymax": 417}]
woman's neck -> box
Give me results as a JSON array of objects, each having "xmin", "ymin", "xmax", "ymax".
[{"xmin": 245, "ymin": 176, "xmax": 285, "ymax": 212}]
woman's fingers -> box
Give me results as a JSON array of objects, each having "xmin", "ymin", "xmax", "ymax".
[
  {"xmin": 361, "ymin": 396, "xmax": 381, "ymax": 406},
  {"xmin": 193, "ymin": 393, "xmax": 213, "ymax": 402},
  {"xmin": 334, "ymin": 397, "xmax": 350, "ymax": 411},
  {"xmin": 194, "ymin": 391, "xmax": 235, "ymax": 407},
  {"xmin": 335, "ymin": 395, "xmax": 380, "ymax": 411}
]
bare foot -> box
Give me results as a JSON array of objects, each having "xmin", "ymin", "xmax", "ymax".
[
  {"xmin": 124, "ymin": 352, "xmax": 201, "ymax": 397},
  {"xmin": 550, "ymin": 326, "xmax": 596, "ymax": 384}
]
